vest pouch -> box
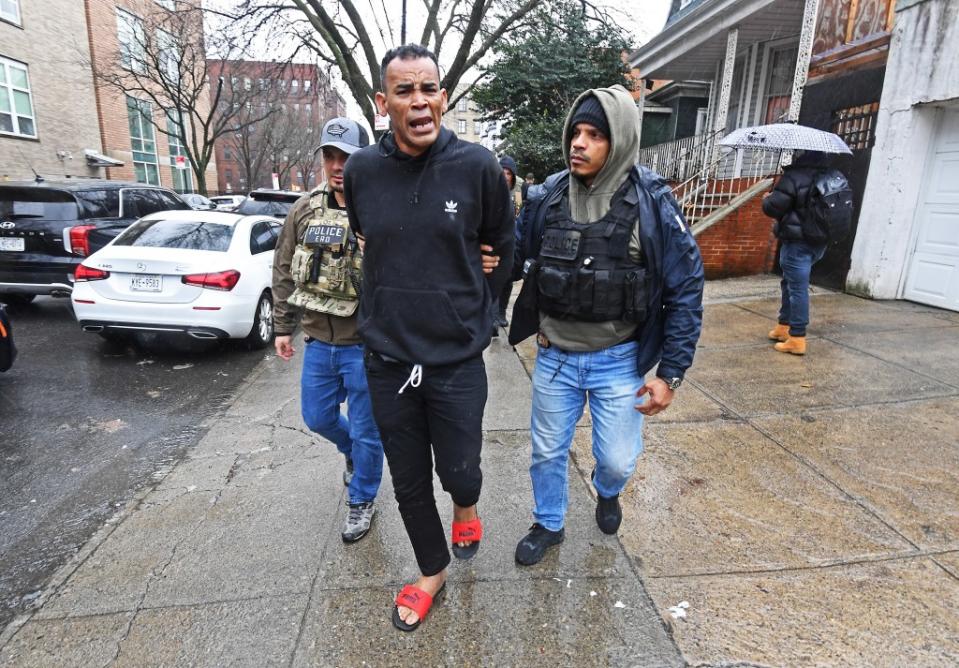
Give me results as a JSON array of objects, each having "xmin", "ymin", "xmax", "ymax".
[
  {"xmin": 290, "ymin": 245, "xmax": 314, "ymax": 288},
  {"xmin": 575, "ymin": 267, "xmax": 595, "ymax": 313},
  {"xmin": 623, "ymin": 269, "xmax": 648, "ymax": 324},
  {"xmin": 538, "ymin": 265, "xmax": 572, "ymax": 300}
]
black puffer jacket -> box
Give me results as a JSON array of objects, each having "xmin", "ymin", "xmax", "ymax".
[{"xmin": 762, "ymin": 152, "xmax": 830, "ymax": 242}]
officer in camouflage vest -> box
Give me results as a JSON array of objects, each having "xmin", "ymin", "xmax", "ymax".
[{"xmin": 273, "ymin": 117, "xmax": 382, "ymax": 543}]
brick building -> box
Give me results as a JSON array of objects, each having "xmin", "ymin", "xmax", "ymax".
[
  {"xmin": 84, "ymin": 0, "xmax": 217, "ymax": 193},
  {"xmin": 0, "ymin": 0, "xmax": 106, "ymax": 180},
  {"xmin": 208, "ymin": 60, "xmax": 347, "ymax": 194}
]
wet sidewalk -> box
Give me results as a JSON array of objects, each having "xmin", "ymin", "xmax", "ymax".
[{"xmin": 2, "ymin": 275, "xmax": 958, "ymax": 666}]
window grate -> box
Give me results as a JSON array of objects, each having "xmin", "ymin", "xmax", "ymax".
[{"xmin": 831, "ymin": 102, "xmax": 879, "ymax": 151}]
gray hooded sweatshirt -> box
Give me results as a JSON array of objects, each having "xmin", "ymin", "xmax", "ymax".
[{"xmin": 540, "ymin": 84, "xmax": 643, "ymax": 351}]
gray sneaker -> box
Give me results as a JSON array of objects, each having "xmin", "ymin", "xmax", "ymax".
[
  {"xmin": 343, "ymin": 458, "xmax": 354, "ymax": 487},
  {"xmin": 341, "ymin": 501, "xmax": 375, "ymax": 543}
]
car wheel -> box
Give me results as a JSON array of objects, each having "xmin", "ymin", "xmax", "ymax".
[
  {"xmin": 245, "ymin": 291, "xmax": 274, "ymax": 349},
  {"xmin": 0, "ymin": 294, "xmax": 36, "ymax": 307}
]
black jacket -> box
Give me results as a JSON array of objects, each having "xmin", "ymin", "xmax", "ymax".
[
  {"xmin": 343, "ymin": 127, "xmax": 514, "ymax": 365},
  {"xmin": 763, "ymin": 153, "xmax": 832, "ymax": 242},
  {"xmin": 510, "ymin": 166, "xmax": 704, "ymax": 381}
]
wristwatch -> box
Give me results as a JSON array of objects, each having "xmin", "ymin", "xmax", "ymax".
[{"xmin": 659, "ymin": 376, "xmax": 683, "ymax": 391}]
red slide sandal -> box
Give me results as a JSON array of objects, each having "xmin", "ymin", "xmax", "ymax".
[
  {"xmin": 392, "ymin": 583, "xmax": 445, "ymax": 632},
  {"xmin": 451, "ymin": 518, "xmax": 483, "ymax": 560}
]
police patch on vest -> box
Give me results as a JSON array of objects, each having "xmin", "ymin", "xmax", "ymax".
[
  {"xmin": 540, "ymin": 229, "xmax": 581, "ymax": 261},
  {"xmin": 304, "ymin": 224, "xmax": 347, "ymax": 246}
]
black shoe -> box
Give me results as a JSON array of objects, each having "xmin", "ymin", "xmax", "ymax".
[
  {"xmin": 494, "ymin": 312, "xmax": 508, "ymax": 328},
  {"xmin": 515, "ymin": 523, "xmax": 565, "ymax": 566},
  {"xmin": 595, "ymin": 494, "xmax": 622, "ymax": 535}
]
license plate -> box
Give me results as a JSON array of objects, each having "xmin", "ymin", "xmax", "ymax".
[
  {"xmin": 0, "ymin": 238, "xmax": 25, "ymax": 252},
  {"xmin": 130, "ymin": 274, "xmax": 162, "ymax": 292}
]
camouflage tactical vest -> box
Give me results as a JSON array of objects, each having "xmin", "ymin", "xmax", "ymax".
[{"xmin": 288, "ymin": 191, "xmax": 362, "ymax": 317}]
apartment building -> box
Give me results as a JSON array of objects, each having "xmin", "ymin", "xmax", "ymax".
[
  {"xmin": 442, "ymin": 85, "xmax": 487, "ymax": 144},
  {"xmin": 0, "ymin": 0, "xmax": 107, "ymax": 180},
  {"xmin": 208, "ymin": 60, "xmax": 347, "ymax": 194},
  {"xmin": 84, "ymin": 0, "xmax": 217, "ymax": 192}
]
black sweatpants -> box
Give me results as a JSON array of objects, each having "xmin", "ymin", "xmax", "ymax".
[
  {"xmin": 364, "ymin": 352, "xmax": 487, "ymax": 576},
  {"xmin": 496, "ymin": 279, "xmax": 513, "ymax": 318}
]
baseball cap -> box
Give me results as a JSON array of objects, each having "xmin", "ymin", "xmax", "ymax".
[{"xmin": 319, "ymin": 117, "xmax": 370, "ymax": 155}]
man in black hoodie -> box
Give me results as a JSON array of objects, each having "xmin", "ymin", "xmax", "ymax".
[{"xmin": 343, "ymin": 44, "xmax": 514, "ymax": 632}]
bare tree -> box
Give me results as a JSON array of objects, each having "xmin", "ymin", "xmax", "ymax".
[
  {"xmin": 225, "ymin": 0, "xmax": 547, "ymax": 129},
  {"xmin": 91, "ymin": 1, "xmax": 281, "ymax": 194}
]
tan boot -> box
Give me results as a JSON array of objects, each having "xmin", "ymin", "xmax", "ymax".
[
  {"xmin": 768, "ymin": 324, "xmax": 790, "ymax": 342},
  {"xmin": 774, "ymin": 336, "xmax": 806, "ymax": 355}
]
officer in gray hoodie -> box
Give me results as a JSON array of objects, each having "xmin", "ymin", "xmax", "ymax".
[{"xmin": 512, "ymin": 85, "xmax": 704, "ymax": 565}]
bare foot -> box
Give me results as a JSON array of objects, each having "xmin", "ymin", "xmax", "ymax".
[
  {"xmin": 453, "ymin": 503, "xmax": 479, "ymax": 548},
  {"xmin": 396, "ymin": 569, "xmax": 447, "ymax": 626}
]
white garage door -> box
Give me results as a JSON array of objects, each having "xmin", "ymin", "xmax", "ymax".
[{"xmin": 904, "ymin": 108, "xmax": 959, "ymax": 311}]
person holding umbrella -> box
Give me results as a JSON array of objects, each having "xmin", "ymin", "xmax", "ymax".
[
  {"xmin": 720, "ymin": 124, "xmax": 854, "ymax": 356},
  {"xmin": 762, "ymin": 150, "xmax": 833, "ymax": 355}
]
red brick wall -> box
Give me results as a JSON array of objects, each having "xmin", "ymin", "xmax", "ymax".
[
  {"xmin": 694, "ymin": 191, "xmax": 779, "ymax": 279},
  {"xmin": 85, "ymin": 0, "xmax": 217, "ymax": 192}
]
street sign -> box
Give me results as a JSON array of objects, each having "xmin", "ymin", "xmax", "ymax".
[
  {"xmin": 174, "ymin": 155, "xmax": 187, "ymax": 170},
  {"xmin": 271, "ymin": 173, "xmax": 280, "ymax": 190}
]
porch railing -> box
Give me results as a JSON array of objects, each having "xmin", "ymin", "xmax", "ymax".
[
  {"xmin": 640, "ymin": 129, "xmax": 785, "ymax": 234},
  {"xmin": 637, "ymin": 129, "xmax": 723, "ymax": 183}
]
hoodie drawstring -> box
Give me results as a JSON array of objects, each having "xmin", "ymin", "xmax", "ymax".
[{"xmin": 398, "ymin": 364, "xmax": 423, "ymax": 394}]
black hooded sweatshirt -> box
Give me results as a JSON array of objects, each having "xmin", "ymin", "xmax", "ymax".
[{"xmin": 343, "ymin": 127, "xmax": 514, "ymax": 365}]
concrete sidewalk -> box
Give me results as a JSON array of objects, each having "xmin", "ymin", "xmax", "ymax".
[{"xmin": 2, "ymin": 275, "xmax": 958, "ymax": 666}]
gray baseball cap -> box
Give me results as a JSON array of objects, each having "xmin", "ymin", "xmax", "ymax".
[{"xmin": 319, "ymin": 117, "xmax": 370, "ymax": 155}]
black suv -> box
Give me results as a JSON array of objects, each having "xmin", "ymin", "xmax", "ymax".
[
  {"xmin": 234, "ymin": 189, "xmax": 302, "ymax": 219},
  {"xmin": 0, "ymin": 180, "xmax": 190, "ymax": 304}
]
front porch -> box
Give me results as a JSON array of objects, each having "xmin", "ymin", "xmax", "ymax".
[{"xmin": 630, "ymin": 0, "xmax": 821, "ymax": 278}]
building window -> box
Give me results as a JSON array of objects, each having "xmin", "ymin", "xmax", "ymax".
[
  {"xmin": 762, "ymin": 45, "xmax": 798, "ymax": 124},
  {"xmin": 1, "ymin": 0, "xmax": 21, "ymax": 25},
  {"xmin": 304, "ymin": 80, "xmax": 311, "ymax": 92},
  {"xmin": 457, "ymin": 98, "xmax": 468, "ymax": 112},
  {"xmin": 167, "ymin": 109, "xmax": 192, "ymax": 192},
  {"xmin": 474, "ymin": 120, "xmax": 481, "ymax": 136},
  {"xmin": 832, "ymin": 102, "xmax": 879, "ymax": 151},
  {"xmin": 305, "ymin": 103, "xmax": 312, "ymax": 116},
  {"xmin": 291, "ymin": 79, "xmax": 299, "ymax": 91},
  {"xmin": 223, "ymin": 147, "xmax": 232, "ymax": 160},
  {"xmin": 157, "ymin": 29, "xmax": 179, "ymax": 83},
  {"xmin": 127, "ymin": 96, "xmax": 160, "ymax": 185},
  {"xmin": 225, "ymin": 168, "xmax": 233, "ymax": 189},
  {"xmin": 0, "ymin": 56, "xmax": 36, "ymax": 138},
  {"xmin": 457, "ymin": 119, "xmax": 467, "ymax": 134},
  {"xmin": 117, "ymin": 9, "xmax": 146, "ymax": 73}
]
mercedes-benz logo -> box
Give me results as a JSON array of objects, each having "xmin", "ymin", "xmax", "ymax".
[
  {"xmin": 136, "ymin": 262, "xmax": 146, "ymax": 271},
  {"xmin": 0, "ymin": 221, "xmax": 14, "ymax": 229}
]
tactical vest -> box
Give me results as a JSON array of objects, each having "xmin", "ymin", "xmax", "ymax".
[
  {"xmin": 288, "ymin": 190, "xmax": 362, "ymax": 317},
  {"xmin": 536, "ymin": 185, "xmax": 648, "ymax": 324}
]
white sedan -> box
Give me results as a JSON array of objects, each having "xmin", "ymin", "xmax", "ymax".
[{"xmin": 71, "ymin": 210, "xmax": 282, "ymax": 348}]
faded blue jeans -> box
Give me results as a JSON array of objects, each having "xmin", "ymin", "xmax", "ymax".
[
  {"xmin": 778, "ymin": 240, "xmax": 827, "ymax": 337},
  {"xmin": 301, "ymin": 339, "xmax": 383, "ymax": 504},
  {"xmin": 530, "ymin": 339, "xmax": 645, "ymax": 532}
]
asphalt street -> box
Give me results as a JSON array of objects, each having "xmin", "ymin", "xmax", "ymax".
[{"xmin": 0, "ymin": 296, "xmax": 268, "ymax": 628}]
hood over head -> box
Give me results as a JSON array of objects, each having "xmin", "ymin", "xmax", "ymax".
[{"xmin": 562, "ymin": 84, "xmax": 640, "ymax": 222}]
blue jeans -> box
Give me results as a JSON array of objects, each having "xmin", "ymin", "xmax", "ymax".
[
  {"xmin": 301, "ymin": 339, "xmax": 383, "ymax": 504},
  {"xmin": 779, "ymin": 240, "xmax": 827, "ymax": 337},
  {"xmin": 530, "ymin": 340, "xmax": 645, "ymax": 532}
]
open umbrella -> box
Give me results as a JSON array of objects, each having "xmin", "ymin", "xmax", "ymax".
[{"xmin": 720, "ymin": 123, "xmax": 852, "ymax": 154}]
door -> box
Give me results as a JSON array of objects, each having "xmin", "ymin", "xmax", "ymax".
[{"xmin": 903, "ymin": 108, "xmax": 959, "ymax": 312}]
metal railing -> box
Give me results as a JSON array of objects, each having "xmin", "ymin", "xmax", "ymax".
[
  {"xmin": 672, "ymin": 147, "xmax": 783, "ymax": 235},
  {"xmin": 637, "ymin": 129, "xmax": 724, "ymax": 183}
]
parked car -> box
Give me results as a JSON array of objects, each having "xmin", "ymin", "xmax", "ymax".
[
  {"xmin": 71, "ymin": 210, "xmax": 282, "ymax": 348},
  {"xmin": 209, "ymin": 195, "xmax": 245, "ymax": 211},
  {"xmin": 181, "ymin": 193, "xmax": 217, "ymax": 210},
  {"xmin": 0, "ymin": 304, "xmax": 15, "ymax": 372},
  {"xmin": 234, "ymin": 189, "xmax": 302, "ymax": 219},
  {"xmin": 0, "ymin": 180, "xmax": 191, "ymax": 305}
]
